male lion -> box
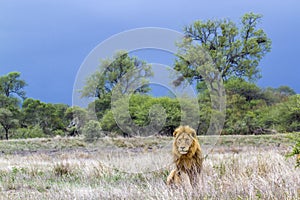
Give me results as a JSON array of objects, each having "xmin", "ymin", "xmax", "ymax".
[{"xmin": 167, "ymin": 125, "xmax": 203, "ymax": 190}]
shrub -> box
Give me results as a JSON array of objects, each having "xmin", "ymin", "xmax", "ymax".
[
  {"xmin": 12, "ymin": 125, "xmax": 46, "ymax": 139},
  {"xmin": 101, "ymin": 94, "xmax": 199, "ymax": 136},
  {"xmin": 286, "ymin": 132, "xmax": 300, "ymax": 168},
  {"xmin": 83, "ymin": 120, "xmax": 104, "ymax": 142},
  {"xmin": 52, "ymin": 129, "xmax": 66, "ymax": 137},
  {"xmin": 260, "ymin": 95, "xmax": 300, "ymax": 132}
]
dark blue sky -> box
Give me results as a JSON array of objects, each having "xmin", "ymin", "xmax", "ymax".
[{"xmin": 0, "ymin": 0, "xmax": 299, "ymax": 105}]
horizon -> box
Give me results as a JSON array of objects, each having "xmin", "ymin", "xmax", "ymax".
[{"xmin": 1, "ymin": 0, "xmax": 299, "ymax": 105}]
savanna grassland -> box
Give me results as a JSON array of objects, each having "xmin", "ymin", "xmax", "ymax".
[{"xmin": 0, "ymin": 134, "xmax": 299, "ymax": 200}]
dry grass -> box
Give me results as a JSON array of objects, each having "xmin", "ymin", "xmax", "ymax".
[{"xmin": 0, "ymin": 135, "xmax": 299, "ymax": 200}]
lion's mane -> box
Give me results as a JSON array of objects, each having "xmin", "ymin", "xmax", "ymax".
[{"xmin": 167, "ymin": 125, "xmax": 203, "ymax": 188}]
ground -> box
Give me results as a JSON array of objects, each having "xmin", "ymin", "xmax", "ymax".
[{"xmin": 0, "ymin": 134, "xmax": 299, "ymax": 199}]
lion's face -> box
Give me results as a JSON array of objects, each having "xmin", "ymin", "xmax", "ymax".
[
  {"xmin": 175, "ymin": 133, "xmax": 194, "ymax": 154},
  {"xmin": 173, "ymin": 126, "xmax": 197, "ymax": 155}
]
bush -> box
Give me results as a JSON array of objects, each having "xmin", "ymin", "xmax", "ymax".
[
  {"xmin": 101, "ymin": 94, "xmax": 199, "ymax": 136},
  {"xmin": 13, "ymin": 125, "xmax": 46, "ymax": 139},
  {"xmin": 52, "ymin": 129, "xmax": 66, "ymax": 137},
  {"xmin": 259, "ymin": 95, "xmax": 300, "ymax": 132},
  {"xmin": 83, "ymin": 120, "xmax": 104, "ymax": 142},
  {"xmin": 286, "ymin": 132, "xmax": 300, "ymax": 168}
]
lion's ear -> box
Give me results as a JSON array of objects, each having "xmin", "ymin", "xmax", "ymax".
[
  {"xmin": 191, "ymin": 128, "xmax": 197, "ymax": 138},
  {"xmin": 173, "ymin": 130, "xmax": 178, "ymax": 137},
  {"xmin": 173, "ymin": 126, "xmax": 182, "ymax": 137}
]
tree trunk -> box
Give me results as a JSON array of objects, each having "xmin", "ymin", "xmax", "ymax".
[{"xmin": 4, "ymin": 128, "xmax": 8, "ymax": 140}]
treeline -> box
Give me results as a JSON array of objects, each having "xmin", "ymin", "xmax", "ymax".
[
  {"xmin": 95, "ymin": 79, "xmax": 300, "ymax": 136},
  {"xmin": 1, "ymin": 13, "xmax": 300, "ymax": 141},
  {"xmin": 0, "ymin": 71, "xmax": 299, "ymax": 140}
]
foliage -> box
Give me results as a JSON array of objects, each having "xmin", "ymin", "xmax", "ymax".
[
  {"xmin": 81, "ymin": 50, "xmax": 152, "ymax": 99},
  {"xmin": 65, "ymin": 106, "xmax": 88, "ymax": 136},
  {"xmin": 87, "ymin": 94, "xmax": 111, "ymax": 120},
  {"xmin": 0, "ymin": 107, "xmax": 19, "ymax": 140},
  {"xmin": 174, "ymin": 12, "xmax": 271, "ymax": 89},
  {"xmin": 222, "ymin": 79, "xmax": 263, "ymax": 134},
  {"xmin": 259, "ymin": 95, "xmax": 300, "ymax": 132},
  {"xmin": 101, "ymin": 94, "xmax": 198, "ymax": 136},
  {"xmin": 261, "ymin": 86, "xmax": 296, "ymax": 105},
  {"xmin": 12, "ymin": 125, "xmax": 46, "ymax": 139},
  {"xmin": 286, "ymin": 132, "xmax": 300, "ymax": 168},
  {"xmin": 21, "ymin": 98, "xmax": 69, "ymax": 135},
  {"xmin": 1, "ymin": 14, "xmax": 300, "ymax": 140},
  {"xmin": 0, "ymin": 71, "xmax": 27, "ymax": 100},
  {"xmin": 196, "ymin": 78, "xmax": 297, "ymax": 135},
  {"xmin": 0, "ymin": 93, "xmax": 20, "ymax": 139},
  {"xmin": 225, "ymin": 78, "xmax": 263, "ymax": 101},
  {"xmin": 83, "ymin": 120, "xmax": 104, "ymax": 143}
]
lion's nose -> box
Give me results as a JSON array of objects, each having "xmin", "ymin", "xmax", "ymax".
[{"xmin": 180, "ymin": 147, "xmax": 185, "ymax": 150}]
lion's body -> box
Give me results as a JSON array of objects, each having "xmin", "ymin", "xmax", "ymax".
[{"xmin": 167, "ymin": 126, "xmax": 203, "ymax": 189}]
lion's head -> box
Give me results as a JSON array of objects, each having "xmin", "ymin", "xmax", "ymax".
[{"xmin": 172, "ymin": 125, "xmax": 199, "ymax": 158}]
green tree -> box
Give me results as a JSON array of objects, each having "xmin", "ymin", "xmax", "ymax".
[
  {"xmin": 225, "ymin": 78, "xmax": 263, "ymax": 101},
  {"xmin": 101, "ymin": 94, "xmax": 198, "ymax": 136},
  {"xmin": 87, "ymin": 95, "xmax": 111, "ymax": 120},
  {"xmin": 82, "ymin": 51, "xmax": 152, "ymax": 122},
  {"xmin": 83, "ymin": 120, "xmax": 104, "ymax": 142},
  {"xmin": 0, "ymin": 108, "xmax": 19, "ymax": 140},
  {"xmin": 81, "ymin": 51, "xmax": 152, "ymax": 99},
  {"xmin": 0, "ymin": 94, "xmax": 20, "ymax": 140},
  {"xmin": 13, "ymin": 125, "xmax": 45, "ymax": 139},
  {"xmin": 220, "ymin": 79, "xmax": 270, "ymax": 134},
  {"xmin": 0, "ymin": 94, "xmax": 19, "ymax": 108},
  {"xmin": 174, "ymin": 12, "xmax": 271, "ymax": 87},
  {"xmin": 21, "ymin": 98, "xmax": 69, "ymax": 135},
  {"xmin": 278, "ymin": 95, "xmax": 300, "ymax": 132},
  {"xmin": 261, "ymin": 86, "xmax": 296, "ymax": 105},
  {"xmin": 259, "ymin": 95, "xmax": 300, "ymax": 132},
  {"xmin": 276, "ymin": 86, "xmax": 296, "ymax": 96},
  {"xmin": 0, "ymin": 72, "xmax": 27, "ymax": 100}
]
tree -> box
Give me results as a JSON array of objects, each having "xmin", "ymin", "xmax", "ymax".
[
  {"xmin": 81, "ymin": 50, "xmax": 152, "ymax": 99},
  {"xmin": 276, "ymin": 86, "xmax": 296, "ymax": 97},
  {"xmin": 0, "ymin": 72, "xmax": 27, "ymax": 100},
  {"xmin": 0, "ymin": 72, "xmax": 26, "ymax": 139},
  {"xmin": 0, "ymin": 94, "xmax": 19, "ymax": 108},
  {"xmin": 0, "ymin": 108, "xmax": 19, "ymax": 140},
  {"xmin": 279, "ymin": 95, "xmax": 300, "ymax": 132},
  {"xmin": 21, "ymin": 98, "xmax": 69, "ymax": 135},
  {"xmin": 87, "ymin": 94, "xmax": 111, "ymax": 120},
  {"xmin": 261, "ymin": 86, "xmax": 296, "ymax": 105},
  {"xmin": 259, "ymin": 94, "xmax": 300, "ymax": 132},
  {"xmin": 174, "ymin": 13, "xmax": 271, "ymax": 87},
  {"xmin": 83, "ymin": 120, "xmax": 104, "ymax": 142},
  {"xmin": 101, "ymin": 94, "xmax": 199, "ymax": 136},
  {"xmin": 225, "ymin": 78, "xmax": 263, "ymax": 101},
  {"xmin": 0, "ymin": 94, "xmax": 20, "ymax": 140}
]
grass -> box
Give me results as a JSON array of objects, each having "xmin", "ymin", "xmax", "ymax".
[{"xmin": 0, "ymin": 134, "xmax": 299, "ymax": 199}]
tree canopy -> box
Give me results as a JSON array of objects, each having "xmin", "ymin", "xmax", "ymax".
[
  {"xmin": 81, "ymin": 50, "xmax": 152, "ymax": 99},
  {"xmin": 174, "ymin": 12, "xmax": 271, "ymax": 88},
  {"xmin": 0, "ymin": 71, "xmax": 27, "ymax": 100}
]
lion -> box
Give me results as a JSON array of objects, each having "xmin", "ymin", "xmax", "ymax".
[{"xmin": 166, "ymin": 125, "xmax": 203, "ymax": 190}]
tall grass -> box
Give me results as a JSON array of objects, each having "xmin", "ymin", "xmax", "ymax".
[{"xmin": 0, "ymin": 137, "xmax": 299, "ymax": 199}]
